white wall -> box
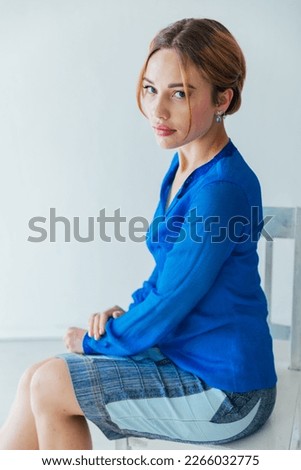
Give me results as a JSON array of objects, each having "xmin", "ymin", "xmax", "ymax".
[{"xmin": 0, "ymin": 0, "xmax": 300, "ymax": 338}]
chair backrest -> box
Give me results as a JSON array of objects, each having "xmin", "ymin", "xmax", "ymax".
[{"xmin": 262, "ymin": 206, "xmax": 301, "ymax": 370}]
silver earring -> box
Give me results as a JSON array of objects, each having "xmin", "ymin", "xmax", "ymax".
[{"xmin": 215, "ymin": 111, "xmax": 223, "ymax": 123}]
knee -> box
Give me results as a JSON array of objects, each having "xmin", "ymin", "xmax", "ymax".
[
  {"xmin": 17, "ymin": 361, "xmax": 45, "ymax": 397},
  {"xmin": 30, "ymin": 358, "xmax": 69, "ymax": 416}
]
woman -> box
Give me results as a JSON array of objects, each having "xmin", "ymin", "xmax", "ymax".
[{"xmin": 0, "ymin": 18, "xmax": 277, "ymax": 450}]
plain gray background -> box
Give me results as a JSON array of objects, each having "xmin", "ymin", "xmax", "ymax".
[{"xmin": 0, "ymin": 0, "xmax": 300, "ymax": 338}]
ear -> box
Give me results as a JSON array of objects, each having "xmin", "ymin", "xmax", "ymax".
[{"xmin": 216, "ymin": 88, "xmax": 234, "ymax": 114}]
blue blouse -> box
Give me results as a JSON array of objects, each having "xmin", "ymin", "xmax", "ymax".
[{"xmin": 83, "ymin": 140, "xmax": 277, "ymax": 392}]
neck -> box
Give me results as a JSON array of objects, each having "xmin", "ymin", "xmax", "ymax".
[{"xmin": 178, "ymin": 128, "xmax": 229, "ymax": 173}]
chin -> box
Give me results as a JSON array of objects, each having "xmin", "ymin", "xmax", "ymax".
[{"xmin": 155, "ymin": 139, "xmax": 179, "ymax": 150}]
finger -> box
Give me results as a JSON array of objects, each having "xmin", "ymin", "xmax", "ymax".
[
  {"xmin": 88, "ymin": 308, "xmax": 124, "ymax": 339},
  {"xmin": 88, "ymin": 313, "xmax": 104, "ymax": 339},
  {"xmin": 88, "ymin": 313, "xmax": 98, "ymax": 337},
  {"xmin": 112, "ymin": 309, "xmax": 124, "ymax": 319},
  {"xmin": 98, "ymin": 311, "xmax": 111, "ymax": 337},
  {"xmin": 88, "ymin": 314, "xmax": 94, "ymax": 337},
  {"xmin": 92, "ymin": 314, "xmax": 101, "ymax": 340}
]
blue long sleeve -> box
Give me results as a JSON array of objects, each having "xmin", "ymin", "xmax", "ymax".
[
  {"xmin": 128, "ymin": 265, "xmax": 158, "ymax": 308},
  {"xmin": 83, "ymin": 140, "xmax": 277, "ymax": 392}
]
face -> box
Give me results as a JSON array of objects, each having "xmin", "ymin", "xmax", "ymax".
[{"xmin": 141, "ymin": 48, "xmax": 219, "ymax": 151}]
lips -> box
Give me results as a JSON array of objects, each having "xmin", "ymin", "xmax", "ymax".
[{"xmin": 153, "ymin": 125, "xmax": 176, "ymax": 137}]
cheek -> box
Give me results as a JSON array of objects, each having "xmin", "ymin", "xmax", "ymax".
[
  {"xmin": 193, "ymin": 101, "xmax": 213, "ymax": 119},
  {"xmin": 190, "ymin": 102, "xmax": 214, "ymax": 128}
]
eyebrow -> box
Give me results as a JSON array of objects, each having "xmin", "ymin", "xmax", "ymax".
[{"xmin": 143, "ymin": 77, "xmax": 196, "ymax": 90}]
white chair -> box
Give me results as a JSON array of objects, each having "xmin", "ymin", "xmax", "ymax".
[{"xmin": 115, "ymin": 206, "xmax": 301, "ymax": 450}]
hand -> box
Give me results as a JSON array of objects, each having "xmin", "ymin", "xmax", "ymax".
[
  {"xmin": 88, "ymin": 305, "xmax": 125, "ymax": 340},
  {"xmin": 64, "ymin": 327, "xmax": 87, "ymax": 354}
]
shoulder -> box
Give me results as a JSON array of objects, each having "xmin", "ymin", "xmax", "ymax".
[{"xmin": 200, "ymin": 142, "xmax": 262, "ymax": 206}]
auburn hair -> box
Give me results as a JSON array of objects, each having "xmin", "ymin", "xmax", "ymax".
[{"xmin": 137, "ymin": 18, "xmax": 246, "ymax": 117}]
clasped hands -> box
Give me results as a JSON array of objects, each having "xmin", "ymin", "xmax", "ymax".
[{"xmin": 64, "ymin": 305, "xmax": 125, "ymax": 354}]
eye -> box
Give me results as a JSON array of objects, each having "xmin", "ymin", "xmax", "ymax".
[
  {"xmin": 143, "ymin": 85, "xmax": 157, "ymax": 95},
  {"xmin": 173, "ymin": 90, "xmax": 186, "ymax": 99}
]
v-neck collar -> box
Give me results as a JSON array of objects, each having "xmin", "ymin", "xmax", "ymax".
[{"xmin": 163, "ymin": 139, "xmax": 235, "ymax": 215}]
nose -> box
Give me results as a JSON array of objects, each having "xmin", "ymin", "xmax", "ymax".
[{"xmin": 152, "ymin": 96, "xmax": 170, "ymax": 121}]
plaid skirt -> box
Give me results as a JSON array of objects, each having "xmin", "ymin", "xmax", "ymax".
[{"xmin": 58, "ymin": 347, "xmax": 276, "ymax": 445}]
